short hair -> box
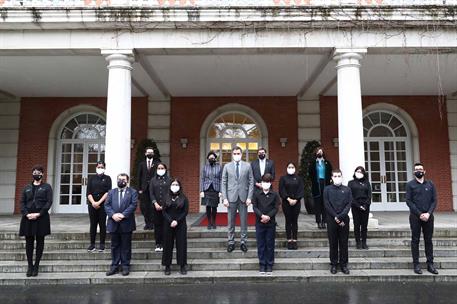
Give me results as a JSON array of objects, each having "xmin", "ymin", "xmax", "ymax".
[
  {"xmin": 117, "ymin": 173, "xmax": 129, "ymax": 181},
  {"xmin": 331, "ymin": 169, "xmax": 342, "ymax": 175},
  {"xmin": 258, "ymin": 147, "xmax": 266, "ymax": 153},
  {"xmin": 145, "ymin": 146, "xmax": 155, "ymax": 153},
  {"xmin": 32, "ymin": 165, "xmax": 44, "ymax": 173},
  {"xmin": 414, "ymin": 162, "xmax": 424, "ymax": 168},
  {"xmin": 232, "ymin": 146, "xmax": 243, "ymax": 153},
  {"xmin": 262, "ymin": 173, "xmax": 273, "ymax": 182},
  {"xmin": 207, "ymin": 151, "xmax": 218, "ymax": 159},
  {"xmin": 96, "ymin": 160, "xmax": 106, "ymax": 167}
]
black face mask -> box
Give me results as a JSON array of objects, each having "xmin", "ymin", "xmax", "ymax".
[
  {"xmin": 146, "ymin": 154, "xmax": 154, "ymax": 159},
  {"xmin": 117, "ymin": 180, "xmax": 127, "ymax": 188},
  {"xmin": 208, "ymin": 159, "xmax": 216, "ymax": 165},
  {"xmin": 258, "ymin": 154, "xmax": 266, "ymax": 160},
  {"xmin": 32, "ymin": 174, "xmax": 43, "ymax": 181},
  {"xmin": 316, "ymin": 153, "xmax": 323, "ymax": 158},
  {"xmin": 414, "ymin": 171, "xmax": 424, "ymax": 179}
]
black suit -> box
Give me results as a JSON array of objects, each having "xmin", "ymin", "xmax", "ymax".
[
  {"xmin": 308, "ymin": 158, "xmax": 333, "ymax": 224},
  {"xmin": 137, "ymin": 157, "xmax": 161, "ymax": 228},
  {"xmin": 251, "ymin": 158, "xmax": 276, "ymax": 192}
]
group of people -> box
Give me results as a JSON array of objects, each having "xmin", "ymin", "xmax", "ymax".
[{"xmin": 19, "ymin": 146, "xmax": 439, "ymax": 278}]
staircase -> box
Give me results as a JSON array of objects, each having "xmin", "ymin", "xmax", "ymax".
[{"xmin": 0, "ymin": 228, "xmax": 456, "ymax": 285}]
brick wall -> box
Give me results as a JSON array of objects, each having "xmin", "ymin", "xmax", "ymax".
[
  {"xmin": 170, "ymin": 97, "xmax": 298, "ymax": 213},
  {"xmin": 14, "ymin": 97, "xmax": 148, "ymax": 213},
  {"xmin": 320, "ymin": 96, "xmax": 453, "ymax": 211}
]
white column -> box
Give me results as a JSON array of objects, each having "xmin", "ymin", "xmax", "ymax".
[
  {"xmin": 102, "ymin": 49, "xmax": 134, "ymax": 187},
  {"xmin": 333, "ymin": 49, "xmax": 367, "ymax": 184}
]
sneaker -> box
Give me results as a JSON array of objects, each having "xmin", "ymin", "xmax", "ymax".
[
  {"xmin": 98, "ymin": 244, "xmax": 105, "ymax": 252},
  {"xmin": 157, "ymin": 245, "xmax": 163, "ymax": 252},
  {"xmin": 266, "ymin": 266, "xmax": 273, "ymax": 275},
  {"xmin": 259, "ymin": 266, "xmax": 266, "ymax": 275},
  {"xmin": 155, "ymin": 245, "xmax": 162, "ymax": 252},
  {"xmin": 180, "ymin": 265, "xmax": 187, "ymax": 275},
  {"xmin": 164, "ymin": 266, "xmax": 171, "ymax": 275},
  {"xmin": 87, "ymin": 245, "xmax": 96, "ymax": 252}
]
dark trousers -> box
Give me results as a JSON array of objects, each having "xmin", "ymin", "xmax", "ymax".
[
  {"xmin": 25, "ymin": 236, "xmax": 45, "ymax": 267},
  {"xmin": 162, "ymin": 221, "xmax": 187, "ymax": 267},
  {"xmin": 152, "ymin": 207, "xmax": 164, "ymax": 245},
  {"xmin": 282, "ymin": 200, "xmax": 301, "ymax": 240},
  {"xmin": 352, "ymin": 206, "xmax": 370, "ymax": 243},
  {"xmin": 255, "ymin": 223, "xmax": 276, "ymax": 268},
  {"xmin": 327, "ymin": 215, "xmax": 349, "ymax": 267},
  {"xmin": 110, "ymin": 232, "xmax": 132, "ymax": 268},
  {"xmin": 139, "ymin": 191, "xmax": 154, "ymax": 228},
  {"xmin": 409, "ymin": 213, "xmax": 434, "ymax": 265},
  {"xmin": 206, "ymin": 206, "xmax": 217, "ymax": 226},
  {"xmin": 314, "ymin": 179, "xmax": 326, "ymax": 224},
  {"xmin": 88, "ymin": 204, "xmax": 106, "ymax": 246}
]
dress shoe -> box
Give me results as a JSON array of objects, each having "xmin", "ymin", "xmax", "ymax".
[
  {"xmin": 330, "ymin": 265, "xmax": 337, "ymax": 274},
  {"xmin": 356, "ymin": 242, "xmax": 362, "ymax": 249},
  {"xmin": 180, "ymin": 265, "xmax": 187, "ymax": 275},
  {"xmin": 427, "ymin": 264, "xmax": 439, "ymax": 275},
  {"xmin": 106, "ymin": 266, "xmax": 119, "ymax": 276},
  {"xmin": 362, "ymin": 242, "xmax": 369, "ymax": 250},
  {"xmin": 122, "ymin": 267, "xmax": 130, "ymax": 276},
  {"xmin": 413, "ymin": 264, "xmax": 423, "ymax": 274},
  {"xmin": 240, "ymin": 243, "xmax": 248, "ymax": 253},
  {"xmin": 317, "ymin": 223, "xmax": 322, "ymax": 229},
  {"xmin": 321, "ymin": 222, "xmax": 326, "ymax": 229},
  {"xmin": 26, "ymin": 266, "xmax": 33, "ymax": 277},
  {"xmin": 207, "ymin": 225, "xmax": 212, "ymax": 230},
  {"xmin": 212, "ymin": 224, "xmax": 217, "ymax": 230},
  {"xmin": 341, "ymin": 266, "xmax": 350, "ymax": 275},
  {"xmin": 287, "ymin": 241, "xmax": 292, "ymax": 250},
  {"xmin": 164, "ymin": 266, "xmax": 171, "ymax": 275},
  {"xmin": 227, "ymin": 244, "xmax": 235, "ymax": 253},
  {"xmin": 31, "ymin": 265, "xmax": 39, "ymax": 277},
  {"xmin": 292, "ymin": 242, "xmax": 298, "ymax": 250}
]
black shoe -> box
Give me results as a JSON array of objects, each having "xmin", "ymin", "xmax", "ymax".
[
  {"xmin": 98, "ymin": 244, "xmax": 105, "ymax": 252},
  {"xmin": 180, "ymin": 265, "xmax": 187, "ymax": 275},
  {"xmin": 164, "ymin": 266, "xmax": 171, "ymax": 275},
  {"xmin": 413, "ymin": 264, "xmax": 423, "ymax": 275},
  {"xmin": 122, "ymin": 267, "xmax": 130, "ymax": 276},
  {"xmin": 292, "ymin": 242, "xmax": 298, "ymax": 250},
  {"xmin": 207, "ymin": 225, "xmax": 212, "ymax": 230},
  {"xmin": 212, "ymin": 224, "xmax": 217, "ymax": 230},
  {"xmin": 427, "ymin": 264, "xmax": 439, "ymax": 275},
  {"xmin": 330, "ymin": 265, "xmax": 337, "ymax": 274},
  {"xmin": 341, "ymin": 266, "xmax": 350, "ymax": 275},
  {"xmin": 87, "ymin": 244, "xmax": 96, "ymax": 252},
  {"xmin": 26, "ymin": 266, "xmax": 33, "ymax": 277},
  {"xmin": 31, "ymin": 265, "xmax": 39, "ymax": 277},
  {"xmin": 322, "ymin": 222, "xmax": 326, "ymax": 229},
  {"xmin": 287, "ymin": 242, "xmax": 292, "ymax": 250},
  {"xmin": 356, "ymin": 242, "xmax": 362, "ymax": 250},
  {"xmin": 227, "ymin": 244, "xmax": 235, "ymax": 253},
  {"xmin": 266, "ymin": 266, "xmax": 273, "ymax": 275},
  {"xmin": 106, "ymin": 266, "xmax": 119, "ymax": 276},
  {"xmin": 240, "ymin": 243, "xmax": 248, "ymax": 253},
  {"xmin": 317, "ymin": 223, "xmax": 322, "ymax": 229},
  {"xmin": 362, "ymin": 242, "xmax": 369, "ymax": 250}
]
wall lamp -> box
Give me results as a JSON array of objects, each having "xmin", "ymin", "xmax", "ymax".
[
  {"xmin": 279, "ymin": 137, "xmax": 288, "ymax": 148},
  {"xmin": 180, "ymin": 138, "xmax": 188, "ymax": 149},
  {"xmin": 332, "ymin": 137, "xmax": 339, "ymax": 148}
]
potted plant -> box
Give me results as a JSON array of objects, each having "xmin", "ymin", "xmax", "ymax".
[
  {"xmin": 298, "ymin": 140, "xmax": 321, "ymax": 214},
  {"xmin": 130, "ymin": 138, "xmax": 161, "ymax": 190}
]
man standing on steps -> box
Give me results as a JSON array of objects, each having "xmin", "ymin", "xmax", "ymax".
[
  {"xmin": 105, "ymin": 173, "xmax": 138, "ymax": 277},
  {"xmin": 406, "ymin": 162, "xmax": 439, "ymax": 275},
  {"xmin": 323, "ymin": 169, "xmax": 352, "ymax": 275},
  {"xmin": 251, "ymin": 147, "xmax": 276, "ymax": 193},
  {"xmin": 221, "ymin": 146, "xmax": 254, "ymax": 253}
]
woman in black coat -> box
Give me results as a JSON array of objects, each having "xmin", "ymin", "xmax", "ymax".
[
  {"xmin": 162, "ymin": 179, "xmax": 189, "ymax": 275},
  {"xmin": 348, "ymin": 166, "xmax": 372, "ymax": 250},
  {"xmin": 19, "ymin": 165, "xmax": 53, "ymax": 277},
  {"xmin": 279, "ymin": 162, "xmax": 304, "ymax": 250}
]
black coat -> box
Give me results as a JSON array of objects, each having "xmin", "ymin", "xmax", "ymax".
[
  {"xmin": 137, "ymin": 158, "xmax": 161, "ymax": 192},
  {"xmin": 19, "ymin": 182, "xmax": 53, "ymax": 237},
  {"xmin": 251, "ymin": 159, "xmax": 276, "ymax": 183},
  {"xmin": 308, "ymin": 159, "xmax": 333, "ymax": 197}
]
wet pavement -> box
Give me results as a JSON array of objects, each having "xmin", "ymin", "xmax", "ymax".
[{"xmin": 0, "ymin": 282, "xmax": 455, "ymax": 304}]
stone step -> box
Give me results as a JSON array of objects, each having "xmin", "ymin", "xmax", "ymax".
[
  {"xmin": 1, "ymin": 269, "xmax": 456, "ymax": 285},
  {"xmin": 1, "ymin": 228, "xmax": 455, "ymax": 240},
  {"xmin": 1, "ymin": 257, "xmax": 456, "ymax": 273},
  {"xmin": 1, "ymin": 247, "xmax": 456, "ymax": 261}
]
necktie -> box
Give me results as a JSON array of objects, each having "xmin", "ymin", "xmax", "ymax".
[
  {"xmin": 118, "ymin": 189, "xmax": 123, "ymax": 210},
  {"xmin": 147, "ymin": 160, "xmax": 151, "ymax": 170},
  {"xmin": 236, "ymin": 162, "xmax": 240, "ymax": 180}
]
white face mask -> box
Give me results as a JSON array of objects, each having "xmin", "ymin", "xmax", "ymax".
[
  {"xmin": 157, "ymin": 169, "xmax": 166, "ymax": 176},
  {"xmin": 233, "ymin": 154, "xmax": 242, "ymax": 162},
  {"xmin": 287, "ymin": 168, "xmax": 296, "ymax": 175},
  {"xmin": 332, "ymin": 177, "xmax": 343, "ymax": 186},
  {"xmin": 261, "ymin": 182, "xmax": 271, "ymax": 191},
  {"xmin": 355, "ymin": 172, "xmax": 364, "ymax": 180},
  {"xmin": 170, "ymin": 185, "xmax": 180, "ymax": 193},
  {"xmin": 96, "ymin": 168, "xmax": 105, "ymax": 175}
]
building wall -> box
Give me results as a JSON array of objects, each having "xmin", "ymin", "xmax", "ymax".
[
  {"xmin": 148, "ymin": 99, "xmax": 171, "ymax": 167},
  {"xmin": 447, "ymin": 99, "xmax": 457, "ymax": 211},
  {"xmin": 0, "ymin": 99, "xmax": 20, "ymax": 214},
  {"xmin": 320, "ymin": 96, "xmax": 453, "ymax": 211},
  {"xmin": 170, "ymin": 97, "xmax": 298, "ymax": 213},
  {"xmin": 297, "ymin": 99, "xmax": 321, "ymax": 158},
  {"xmin": 14, "ymin": 97, "xmax": 148, "ymax": 214}
]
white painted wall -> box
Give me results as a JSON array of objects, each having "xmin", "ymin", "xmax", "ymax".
[
  {"xmin": 447, "ymin": 99, "xmax": 457, "ymax": 211},
  {"xmin": 148, "ymin": 99, "xmax": 171, "ymax": 168},
  {"xmin": 0, "ymin": 99, "xmax": 20, "ymax": 214},
  {"xmin": 297, "ymin": 99, "xmax": 321, "ymax": 160}
]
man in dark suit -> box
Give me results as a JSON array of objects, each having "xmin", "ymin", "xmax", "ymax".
[
  {"xmin": 137, "ymin": 147, "xmax": 161, "ymax": 230},
  {"xmin": 251, "ymin": 147, "xmax": 275, "ymax": 192},
  {"xmin": 105, "ymin": 173, "xmax": 138, "ymax": 276}
]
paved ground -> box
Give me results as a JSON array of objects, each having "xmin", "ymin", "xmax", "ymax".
[
  {"xmin": 0, "ymin": 211, "xmax": 455, "ymax": 233},
  {"xmin": 0, "ymin": 282, "xmax": 455, "ymax": 304}
]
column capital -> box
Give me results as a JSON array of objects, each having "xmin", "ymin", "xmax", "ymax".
[
  {"xmin": 101, "ymin": 49, "xmax": 134, "ymax": 71},
  {"xmin": 333, "ymin": 48, "xmax": 367, "ymax": 69}
]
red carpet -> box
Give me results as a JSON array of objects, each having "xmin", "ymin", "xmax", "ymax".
[{"xmin": 198, "ymin": 212, "xmax": 257, "ymax": 226}]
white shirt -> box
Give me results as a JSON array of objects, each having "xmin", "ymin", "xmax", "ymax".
[{"xmin": 259, "ymin": 159, "xmax": 266, "ymax": 176}]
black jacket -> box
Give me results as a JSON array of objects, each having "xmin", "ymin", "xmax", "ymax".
[
  {"xmin": 137, "ymin": 158, "xmax": 161, "ymax": 192},
  {"xmin": 406, "ymin": 179, "xmax": 437, "ymax": 217},
  {"xmin": 251, "ymin": 159, "xmax": 276, "ymax": 183},
  {"xmin": 323, "ymin": 184, "xmax": 352, "ymax": 221},
  {"xmin": 348, "ymin": 178, "xmax": 372, "ymax": 209},
  {"xmin": 163, "ymin": 194, "xmax": 189, "ymax": 224},
  {"xmin": 20, "ymin": 182, "xmax": 53, "ymax": 216},
  {"xmin": 252, "ymin": 190, "xmax": 280, "ymax": 226},
  {"xmin": 149, "ymin": 175, "xmax": 172, "ymax": 206},
  {"xmin": 308, "ymin": 158, "xmax": 333, "ymax": 197}
]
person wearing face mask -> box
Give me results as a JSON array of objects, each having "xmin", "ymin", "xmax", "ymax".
[
  {"xmin": 105, "ymin": 173, "xmax": 138, "ymax": 276},
  {"xmin": 252, "ymin": 174, "xmax": 280, "ymax": 275},
  {"xmin": 323, "ymin": 169, "xmax": 352, "ymax": 275},
  {"xmin": 221, "ymin": 146, "xmax": 254, "ymax": 253},
  {"xmin": 406, "ymin": 162, "xmax": 438, "ymax": 275},
  {"xmin": 137, "ymin": 147, "xmax": 161, "ymax": 230},
  {"xmin": 19, "ymin": 165, "xmax": 53, "ymax": 277},
  {"xmin": 162, "ymin": 179, "xmax": 189, "ymax": 275},
  {"xmin": 86, "ymin": 161, "xmax": 112, "ymax": 253},
  {"xmin": 149, "ymin": 163, "xmax": 172, "ymax": 252},
  {"xmin": 348, "ymin": 166, "xmax": 372, "ymax": 250},
  {"xmin": 279, "ymin": 162, "xmax": 304, "ymax": 250},
  {"xmin": 251, "ymin": 147, "xmax": 276, "ymax": 193},
  {"xmin": 308, "ymin": 147, "xmax": 333, "ymax": 229},
  {"xmin": 200, "ymin": 151, "xmax": 222, "ymax": 230}
]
